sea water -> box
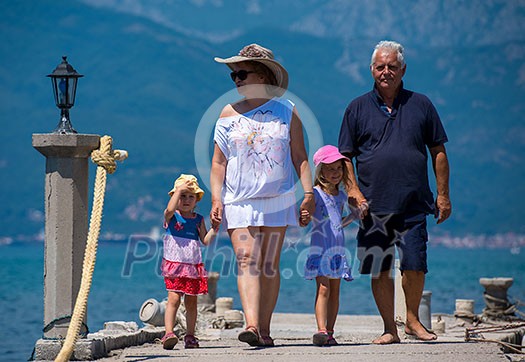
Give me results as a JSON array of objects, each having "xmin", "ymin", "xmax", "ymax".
[{"xmin": 1, "ymin": 240, "xmax": 524, "ymax": 361}]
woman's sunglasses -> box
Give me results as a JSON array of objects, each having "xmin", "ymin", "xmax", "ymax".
[{"xmin": 230, "ymin": 70, "xmax": 256, "ymax": 81}]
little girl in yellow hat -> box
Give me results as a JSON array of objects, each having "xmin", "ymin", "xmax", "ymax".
[{"xmin": 159, "ymin": 174, "xmax": 217, "ymax": 350}]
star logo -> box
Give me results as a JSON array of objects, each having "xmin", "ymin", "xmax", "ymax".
[
  {"xmin": 365, "ymin": 213, "xmax": 393, "ymax": 237},
  {"xmin": 284, "ymin": 235, "xmax": 300, "ymax": 253},
  {"xmin": 346, "ymin": 205, "xmax": 366, "ymax": 231},
  {"xmin": 393, "ymin": 228, "xmax": 409, "ymax": 245}
]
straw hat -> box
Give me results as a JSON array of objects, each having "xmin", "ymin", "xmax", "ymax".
[
  {"xmin": 214, "ymin": 43, "xmax": 289, "ymax": 96},
  {"xmin": 168, "ymin": 174, "xmax": 204, "ymax": 201}
]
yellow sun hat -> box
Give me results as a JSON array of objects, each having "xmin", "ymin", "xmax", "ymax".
[{"xmin": 168, "ymin": 174, "xmax": 205, "ymax": 201}]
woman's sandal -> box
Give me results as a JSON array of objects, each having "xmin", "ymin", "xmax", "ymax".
[
  {"xmin": 184, "ymin": 334, "xmax": 200, "ymax": 349},
  {"xmin": 260, "ymin": 335, "xmax": 275, "ymax": 347},
  {"xmin": 158, "ymin": 332, "xmax": 179, "ymax": 350},
  {"xmin": 238, "ymin": 325, "xmax": 262, "ymax": 346},
  {"xmin": 312, "ymin": 330, "xmax": 329, "ymax": 346}
]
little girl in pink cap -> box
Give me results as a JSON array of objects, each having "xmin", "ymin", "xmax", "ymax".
[{"xmin": 302, "ymin": 145, "xmax": 357, "ymax": 346}]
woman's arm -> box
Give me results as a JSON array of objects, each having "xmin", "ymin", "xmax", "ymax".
[
  {"xmin": 290, "ymin": 107, "xmax": 315, "ymax": 226},
  {"xmin": 210, "ymin": 105, "xmax": 233, "ymax": 229},
  {"xmin": 210, "ymin": 143, "xmax": 227, "ymax": 229}
]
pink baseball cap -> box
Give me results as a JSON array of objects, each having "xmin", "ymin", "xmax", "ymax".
[{"xmin": 313, "ymin": 145, "xmax": 349, "ymax": 167}]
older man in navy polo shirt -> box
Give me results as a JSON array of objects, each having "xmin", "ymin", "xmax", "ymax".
[{"xmin": 338, "ymin": 40, "xmax": 451, "ymax": 344}]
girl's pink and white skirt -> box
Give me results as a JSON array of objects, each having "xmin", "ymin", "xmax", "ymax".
[{"xmin": 161, "ymin": 259, "xmax": 208, "ymax": 295}]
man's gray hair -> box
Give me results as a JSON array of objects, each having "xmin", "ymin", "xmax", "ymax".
[{"xmin": 370, "ymin": 40, "xmax": 405, "ymax": 68}]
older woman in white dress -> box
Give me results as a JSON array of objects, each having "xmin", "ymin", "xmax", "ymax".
[{"xmin": 210, "ymin": 43, "xmax": 315, "ymax": 347}]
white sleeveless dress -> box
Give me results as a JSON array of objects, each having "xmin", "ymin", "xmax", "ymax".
[{"xmin": 214, "ymin": 97, "xmax": 298, "ymax": 229}]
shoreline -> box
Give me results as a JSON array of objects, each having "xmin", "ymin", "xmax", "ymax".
[{"xmin": 2, "ymin": 230, "xmax": 524, "ymax": 250}]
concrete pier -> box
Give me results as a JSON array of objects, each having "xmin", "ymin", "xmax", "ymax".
[{"xmin": 46, "ymin": 313, "xmax": 517, "ymax": 362}]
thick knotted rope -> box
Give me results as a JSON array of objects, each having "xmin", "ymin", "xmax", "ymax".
[
  {"xmin": 91, "ymin": 136, "xmax": 128, "ymax": 174},
  {"xmin": 55, "ymin": 135, "xmax": 127, "ymax": 362},
  {"xmin": 482, "ymin": 293, "xmax": 525, "ymax": 320}
]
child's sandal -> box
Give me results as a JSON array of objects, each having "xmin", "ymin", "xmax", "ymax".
[
  {"xmin": 326, "ymin": 331, "xmax": 338, "ymax": 346},
  {"xmin": 184, "ymin": 334, "xmax": 199, "ymax": 349},
  {"xmin": 158, "ymin": 332, "xmax": 178, "ymax": 350}
]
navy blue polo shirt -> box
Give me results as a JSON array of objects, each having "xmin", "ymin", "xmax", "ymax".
[{"xmin": 338, "ymin": 85, "xmax": 448, "ymax": 215}]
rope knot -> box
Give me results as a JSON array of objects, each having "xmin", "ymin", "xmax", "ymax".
[{"xmin": 91, "ymin": 135, "xmax": 128, "ymax": 174}]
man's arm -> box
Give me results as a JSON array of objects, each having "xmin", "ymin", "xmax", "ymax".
[
  {"xmin": 343, "ymin": 156, "xmax": 368, "ymax": 218},
  {"xmin": 339, "ymin": 105, "xmax": 368, "ymax": 218},
  {"xmin": 429, "ymin": 144, "xmax": 451, "ymax": 224}
]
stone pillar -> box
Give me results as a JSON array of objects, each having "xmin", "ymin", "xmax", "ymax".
[
  {"xmin": 479, "ymin": 277, "xmax": 514, "ymax": 317},
  {"xmin": 32, "ymin": 133, "xmax": 100, "ymax": 339},
  {"xmin": 419, "ymin": 290, "xmax": 432, "ymax": 330},
  {"xmin": 454, "ymin": 298, "xmax": 476, "ymax": 324}
]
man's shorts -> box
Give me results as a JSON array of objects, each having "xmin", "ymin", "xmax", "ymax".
[{"xmin": 356, "ymin": 211, "xmax": 428, "ymax": 276}]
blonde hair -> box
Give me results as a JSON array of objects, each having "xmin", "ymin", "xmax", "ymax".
[{"xmin": 314, "ymin": 160, "xmax": 349, "ymax": 192}]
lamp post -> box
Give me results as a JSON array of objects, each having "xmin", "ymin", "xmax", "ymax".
[
  {"xmin": 47, "ymin": 56, "xmax": 83, "ymax": 134},
  {"xmin": 32, "ymin": 56, "xmax": 99, "ymax": 348}
]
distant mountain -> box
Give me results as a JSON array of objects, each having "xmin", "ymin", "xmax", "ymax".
[
  {"xmin": 0, "ymin": 0, "xmax": 524, "ymax": 241},
  {"xmin": 78, "ymin": 0, "xmax": 525, "ymax": 46}
]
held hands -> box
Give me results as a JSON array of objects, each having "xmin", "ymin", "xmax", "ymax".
[
  {"xmin": 299, "ymin": 193, "xmax": 315, "ymax": 227},
  {"xmin": 299, "ymin": 209, "xmax": 311, "ymax": 227},
  {"xmin": 347, "ymin": 188, "xmax": 369, "ymax": 219},
  {"xmin": 351, "ymin": 202, "xmax": 369, "ymax": 220},
  {"xmin": 210, "ymin": 199, "xmax": 223, "ymax": 231},
  {"xmin": 435, "ymin": 194, "xmax": 451, "ymax": 224}
]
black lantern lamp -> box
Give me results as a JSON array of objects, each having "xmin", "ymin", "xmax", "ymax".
[{"xmin": 47, "ymin": 56, "xmax": 83, "ymax": 134}]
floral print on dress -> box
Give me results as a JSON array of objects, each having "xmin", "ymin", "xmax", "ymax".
[
  {"xmin": 174, "ymin": 221, "xmax": 184, "ymax": 231},
  {"xmin": 230, "ymin": 110, "xmax": 289, "ymax": 179}
]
